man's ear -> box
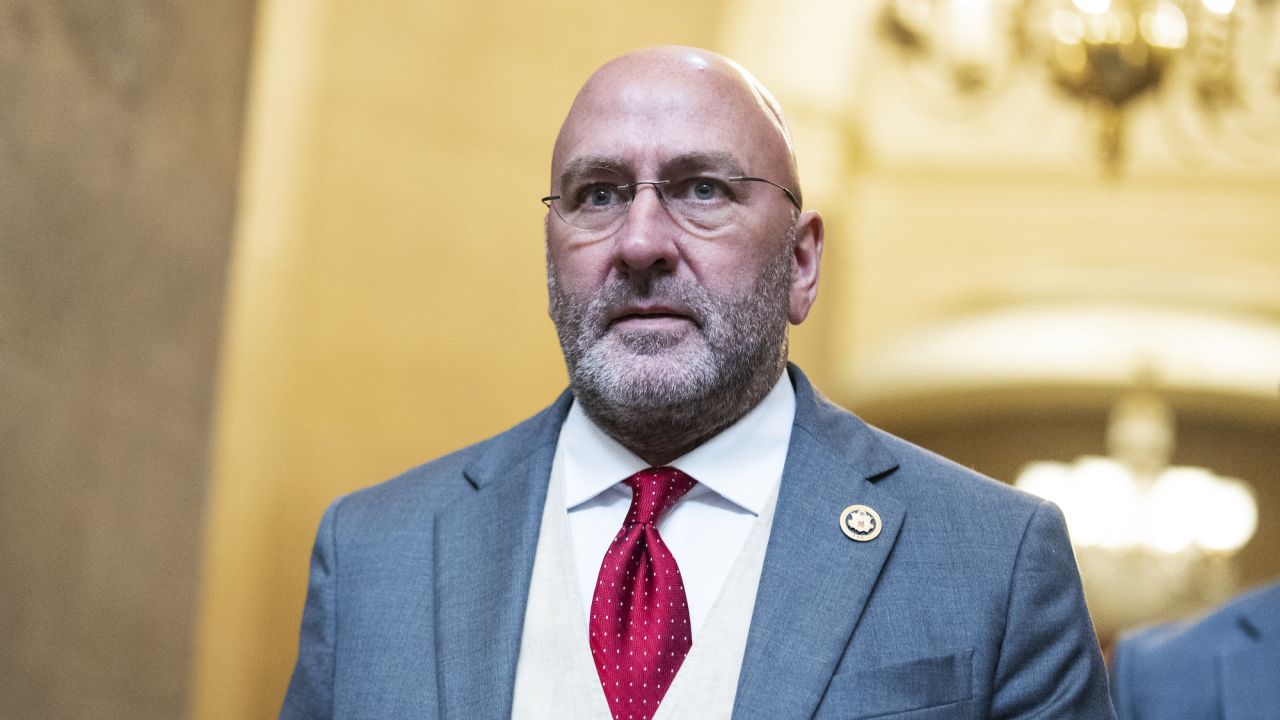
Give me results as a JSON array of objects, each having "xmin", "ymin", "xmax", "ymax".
[{"xmin": 788, "ymin": 210, "xmax": 824, "ymax": 325}]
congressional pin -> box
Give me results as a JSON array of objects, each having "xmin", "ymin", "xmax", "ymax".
[{"xmin": 839, "ymin": 504, "xmax": 882, "ymax": 542}]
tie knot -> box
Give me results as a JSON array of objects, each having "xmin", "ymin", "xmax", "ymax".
[{"xmin": 624, "ymin": 467, "xmax": 697, "ymax": 526}]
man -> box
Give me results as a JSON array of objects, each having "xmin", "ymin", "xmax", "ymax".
[
  {"xmin": 1110, "ymin": 579, "xmax": 1280, "ymax": 720},
  {"xmin": 280, "ymin": 46, "xmax": 1115, "ymax": 719}
]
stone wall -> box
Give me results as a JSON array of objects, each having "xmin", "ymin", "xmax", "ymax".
[{"xmin": 0, "ymin": 2, "xmax": 254, "ymax": 717}]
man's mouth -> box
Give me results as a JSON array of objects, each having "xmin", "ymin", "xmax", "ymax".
[{"xmin": 608, "ymin": 305, "xmax": 698, "ymax": 330}]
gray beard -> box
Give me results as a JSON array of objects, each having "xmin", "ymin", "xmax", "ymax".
[{"xmin": 547, "ymin": 237, "xmax": 794, "ymax": 465}]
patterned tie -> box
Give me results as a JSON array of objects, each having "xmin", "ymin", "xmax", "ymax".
[{"xmin": 590, "ymin": 467, "xmax": 698, "ymax": 720}]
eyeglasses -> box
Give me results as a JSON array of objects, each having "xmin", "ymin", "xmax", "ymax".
[{"xmin": 541, "ymin": 175, "xmax": 801, "ymax": 234}]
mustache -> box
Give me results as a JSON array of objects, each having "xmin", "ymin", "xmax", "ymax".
[{"xmin": 588, "ymin": 276, "xmax": 710, "ymax": 328}]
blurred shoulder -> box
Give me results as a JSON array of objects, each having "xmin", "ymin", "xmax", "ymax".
[
  {"xmin": 1121, "ymin": 579, "xmax": 1280, "ymax": 658},
  {"xmin": 1111, "ymin": 580, "xmax": 1280, "ymax": 719}
]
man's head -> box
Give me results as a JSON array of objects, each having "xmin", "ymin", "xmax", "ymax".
[{"xmin": 545, "ymin": 46, "xmax": 824, "ymax": 464}]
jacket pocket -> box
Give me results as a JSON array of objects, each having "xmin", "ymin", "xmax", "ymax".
[{"xmin": 813, "ymin": 648, "xmax": 974, "ymax": 720}]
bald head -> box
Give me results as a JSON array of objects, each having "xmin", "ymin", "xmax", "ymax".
[
  {"xmin": 542, "ymin": 47, "xmax": 825, "ymax": 464},
  {"xmin": 551, "ymin": 46, "xmax": 801, "ymax": 206}
]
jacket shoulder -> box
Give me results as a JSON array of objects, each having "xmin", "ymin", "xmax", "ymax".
[
  {"xmin": 870, "ymin": 425, "xmax": 1043, "ymax": 516},
  {"xmin": 792, "ymin": 368, "xmax": 1046, "ymax": 548},
  {"xmin": 1121, "ymin": 579, "xmax": 1280, "ymax": 658},
  {"xmin": 1112, "ymin": 580, "xmax": 1280, "ymax": 720},
  {"xmin": 334, "ymin": 391, "xmax": 571, "ymax": 522},
  {"xmin": 792, "ymin": 367, "xmax": 1042, "ymax": 523}
]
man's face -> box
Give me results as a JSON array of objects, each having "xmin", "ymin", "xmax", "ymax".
[{"xmin": 545, "ymin": 58, "xmax": 804, "ymax": 416}]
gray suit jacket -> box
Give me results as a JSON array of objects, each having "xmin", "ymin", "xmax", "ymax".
[
  {"xmin": 1111, "ymin": 580, "xmax": 1280, "ymax": 720},
  {"xmin": 280, "ymin": 366, "xmax": 1114, "ymax": 719}
]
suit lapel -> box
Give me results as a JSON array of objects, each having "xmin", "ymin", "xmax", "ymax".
[
  {"xmin": 733, "ymin": 368, "xmax": 902, "ymax": 720},
  {"xmin": 1220, "ymin": 590, "xmax": 1280, "ymax": 720},
  {"xmin": 434, "ymin": 394, "xmax": 570, "ymax": 719}
]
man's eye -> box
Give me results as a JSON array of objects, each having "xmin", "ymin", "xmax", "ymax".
[
  {"xmin": 685, "ymin": 178, "xmax": 728, "ymax": 202},
  {"xmin": 580, "ymin": 184, "xmax": 623, "ymax": 208}
]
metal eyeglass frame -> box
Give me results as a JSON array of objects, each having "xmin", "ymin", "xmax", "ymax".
[{"xmin": 540, "ymin": 176, "xmax": 803, "ymax": 217}]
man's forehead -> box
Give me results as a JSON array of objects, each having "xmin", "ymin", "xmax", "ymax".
[
  {"xmin": 565, "ymin": 77, "xmax": 752, "ymax": 134},
  {"xmin": 558, "ymin": 152, "xmax": 748, "ymax": 185},
  {"xmin": 553, "ymin": 60, "xmax": 789, "ymax": 179},
  {"xmin": 557, "ymin": 105, "xmax": 751, "ymax": 164}
]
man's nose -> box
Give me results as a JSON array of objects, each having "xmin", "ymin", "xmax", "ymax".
[{"xmin": 613, "ymin": 184, "xmax": 680, "ymax": 274}]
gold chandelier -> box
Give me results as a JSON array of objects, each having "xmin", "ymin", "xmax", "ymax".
[{"xmin": 880, "ymin": 0, "xmax": 1280, "ymax": 172}]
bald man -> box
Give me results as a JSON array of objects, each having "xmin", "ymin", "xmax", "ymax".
[{"xmin": 280, "ymin": 47, "xmax": 1115, "ymax": 720}]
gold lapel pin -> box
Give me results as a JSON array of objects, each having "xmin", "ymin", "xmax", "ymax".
[{"xmin": 839, "ymin": 504, "xmax": 882, "ymax": 542}]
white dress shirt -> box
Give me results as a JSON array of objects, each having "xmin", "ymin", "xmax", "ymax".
[{"xmin": 558, "ymin": 371, "xmax": 795, "ymax": 639}]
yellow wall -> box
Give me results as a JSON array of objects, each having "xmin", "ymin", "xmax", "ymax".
[{"xmin": 190, "ymin": 2, "xmax": 757, "ymax": 718}]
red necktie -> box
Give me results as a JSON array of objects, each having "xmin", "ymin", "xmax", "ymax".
[{"xmin": 590, "ymin": 467, "xmax": 697, "ymax": 720}]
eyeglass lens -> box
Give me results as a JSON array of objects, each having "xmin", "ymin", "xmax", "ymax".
[{"xmin": 547, "ymin": 176, "xmax": 794, "ymax": 233}]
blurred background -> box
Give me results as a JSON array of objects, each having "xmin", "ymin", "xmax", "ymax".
[{"xmin": 2, "ymin": 0, "xmax": 1278, "ymax": 718}]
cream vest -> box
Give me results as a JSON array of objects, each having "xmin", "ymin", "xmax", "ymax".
[{"xmin": 511, "ymin": 453, "xmax": 779, "ymax": 720}]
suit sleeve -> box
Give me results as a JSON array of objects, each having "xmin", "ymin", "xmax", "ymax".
[
  {"xmin": 279, "ymin": 498, "xmax": 342, "ymax": 720},
  {"xmin": 990, "ymin": 500, "xmax": 1117, "ymax": 719},
  {"xmin": 1109, "ymin": 633, "xmax": 1140, "ymax": 720}
]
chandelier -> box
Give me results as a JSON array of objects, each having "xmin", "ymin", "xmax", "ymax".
[
  {"xmin": 879, "ymin": 0, "xmax": 1280, "ymax": 172},
  {"xmin": 1014, "ymin": 384, "xmax": 1258, "ymax": 631}
]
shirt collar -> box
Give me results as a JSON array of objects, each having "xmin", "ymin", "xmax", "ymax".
[{"xmin": 560, "ymin": 371, "xmax": 795, "ymax": 516}]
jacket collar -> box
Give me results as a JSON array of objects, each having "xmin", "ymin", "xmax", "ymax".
[
  {"xmin": 1221, "ymin": 583, "xmax": 1280, "ymax": 720},
  {"xmin": 1235, "ymin": 581, "xmax": 1280, "ymax": 641}
]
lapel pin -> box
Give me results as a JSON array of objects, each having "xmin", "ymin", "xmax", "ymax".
[{"xmin": 839, "ymin": 504, "xmax": 882, "ymax": 542}]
